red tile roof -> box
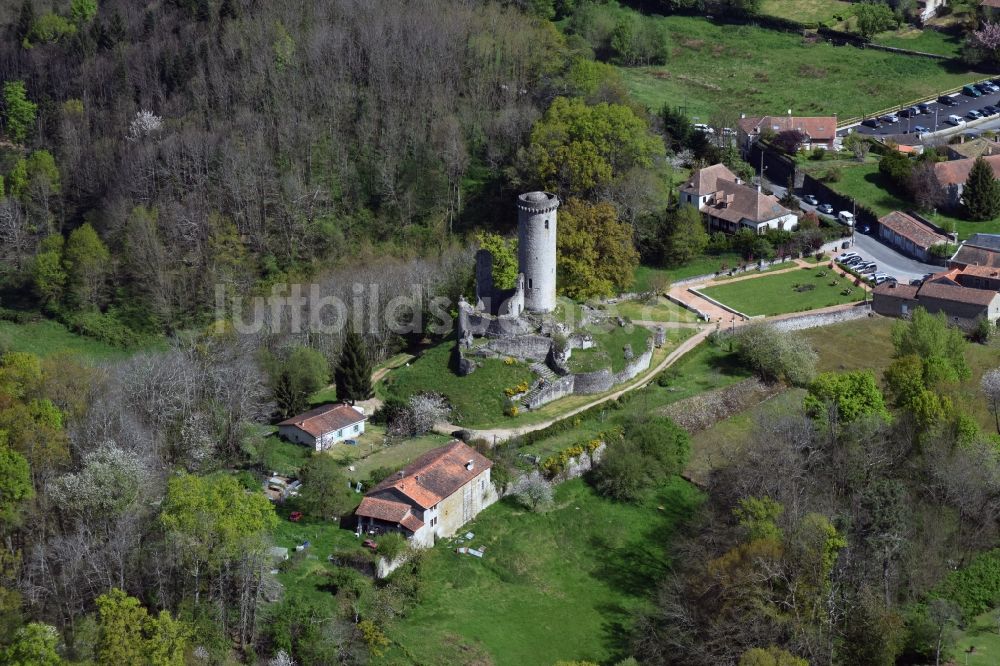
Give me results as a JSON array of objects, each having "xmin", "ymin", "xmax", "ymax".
[
  {"xmin": 933, "ymin": 155, "xmax": 1000, "ymax": 187},
  {"xmin": 873, "ymin": 282, "xmax": 919, "ymax": 300},
  {"xmin": 370, "ymin": 440, "xmax": 492, "ymax": 509},
  {"xmin": 680, "ymin": 163, "xmax": 739, "ymax": 197},
  {"xmin": 355, "ymin": 496, "xmax": 425, "ymax": 534},
  {"xmin": 917, "ymin": 281, "xmax": 1000, "ymax": 306},
  {"xmin": 737, "ymin": 115, "xmax": 837, "ymax": 142},
  {"xmin": 878, "ymin": 211, "xmax": 949, "ymax": 250},
  {"xmin": 278, "ymin": 403, "xmax": 365, "ymax": 438}
]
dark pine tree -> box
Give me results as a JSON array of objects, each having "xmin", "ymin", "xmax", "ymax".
[
  {"xmin": 15, "ymin": 0, "xmax": 34, "ymax": 44},
  {"xmin": 964, "ymin": 156, "xmax": 1000, "ymax": 221},
  {"xmin": 335, "ymin": 325, "xmax": 373, "ymax": 404}
]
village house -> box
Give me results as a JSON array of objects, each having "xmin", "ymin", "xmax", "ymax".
[
  {"xmin": 916, "ymin": 0, "xmax": 947, "ymax": 21},
  {"xmin": 737, "ymin": 114, "xmax": 839, "ymax": 152},
  {"xmin": 354, "ymin": 440, "xmax": 498, "ymax": 548},
  {"xmin": 945, "ymin": 136, "xmax": 1000, "ymax": 162},
  {"xmin": 933, "ymin": 155, "xmax": 1000, "ymax": 208},
  {"xmin": 873, "ymin": 279, "xmax": 1000, "ymax": 331},
  {"xmin": 277, "ymin": 403, "xmax": 366, "ymax": 451},
  {"xmin": 679, "ymin": 164, "xmax": 798, "ymax": 234},
  {"xmin": 877, "ymin": 211, "xmax": 951, "ymax": 262},
  {"xmin": 949, "ymin": 233, "xmax": 1000, "ymax": 269}
]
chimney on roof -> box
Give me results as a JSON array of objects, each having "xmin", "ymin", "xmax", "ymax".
[{"xmin": 466, "ymin": 460, "xmax": 475, "ymax": 471}]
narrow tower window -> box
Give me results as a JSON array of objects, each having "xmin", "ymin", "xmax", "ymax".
[
  {"xmin": 528, "ymin": 278, "xmax": 533, "ymax": 289},
  {"xmin": 544, "ymin": 219, "xmax": 549, "ymax": 230}
]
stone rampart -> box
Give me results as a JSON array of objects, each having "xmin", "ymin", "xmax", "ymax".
[
  {"xmin": 572, "ymin": 368, "xmax": 614, "ymax": 394},
  {"xmin": 487, "ymin": 334, "xmax": 552, "ymax": 361},
  {"xmin": 525, "ymin": 375, "xmax": 576, "ymax": 410}
]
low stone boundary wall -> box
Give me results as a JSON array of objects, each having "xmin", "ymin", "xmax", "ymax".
[
  {"xmin": 666, "ymin": 292, "xmax": 710, "ymax": 320},
  {"xmin": 613, "ymin": 348, "xmax": 653, "ymax": 385},
  {"xmin": 660, "ymin": 377, "xmax": 783, "ymax": 434},
  {"xmin": 525, "ymin": 375, "xmax": 575, "ymax": 410},
  {"xmin": 769, "ymin": 305, "xmax": 871, "ymax": 332}
]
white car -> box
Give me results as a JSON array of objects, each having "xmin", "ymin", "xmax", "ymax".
[
  {"xmin": 802, "ymin": 194, "xmax": 818, "ymax": 205},
  {"xmin": 838, "ymin": 211, "xmax": 856, "ymax": 226},
  {"xmin": 693, "ymin": 123, "xmax": 715, "ymax": 134},
  {"xmin": 837, "ymin": 252, "xmax": 859, "ymax": 262},
  {"xmin": 948, "ymin": 114, "xmax": 964, "ymax": 126}
]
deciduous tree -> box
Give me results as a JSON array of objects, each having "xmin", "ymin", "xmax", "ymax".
[
  {"xmin": 298, "ymin": 455, "xmax": 355, "ymax": 521},
  {"xmin": 556, "ymin": 198, "xmax": 638, "ymax": 299},
  {"xmin": 2, "ymin": 81, "xmax": 36, "ymax": 143}
]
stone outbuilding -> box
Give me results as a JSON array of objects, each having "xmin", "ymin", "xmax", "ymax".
[
  {"xmin": 872, "ymin": 279, "xmax": 1000, "ymax": 331},
  {"xmin": 876, "ymin": 211, "xmax": 950, "ymax": 262},
  {"xmin": 354, "ymin": 440, "xmax": 498, "ymax": 548}
]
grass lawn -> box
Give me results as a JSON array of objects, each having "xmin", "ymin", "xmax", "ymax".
[
  {"xmin": 328, "ymin": 429, "xmax": 453, "ymax": 484},
  {"xmin": 381, "ymin": 340, "xmax": 536, "ymax": 427},
  {"xmin": 260, "ymin": 432, "xmax": 312, "ymax": 476},
  {"xmin": 380, "ymin": 477, "xmax": 704, "ymax": 666},
  {"xmin": 615, "ymin": 297, "xmax": 699, "ymax": 323},
  {"xmin": 760, "ymin": 0, "xmax": 853, "ymax": 24},
  {"xmin": 825, "ymin": 161, "xmax": 1000, "ymax": 240},
  {"xmin": 568, "ymin": 324, "xmax": 652, "ymax": 373},
  {"xmin": 954, "ymin": 609, "xmax": 1000, "ymax": 666},
  {"xmin": 872, "ymin": 26, "xmax": 965, "ymax": 58},
  {"xmin": 618, "ymin": 16, "xmax": 987, "ymax": 120},
  {"xmin": 699, "ymin": 266, "xmax": 864, "ymax": 316},
  {"xmin": 633, "ymin": 255, "xmax": 744, "ymax": 289},
  {"xmin": 0, "ymin": 319, "xmax": 155, "ymax": 362}
]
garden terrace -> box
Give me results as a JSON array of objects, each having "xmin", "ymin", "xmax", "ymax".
[{"xmin": 698, "ymin": 266, "xmax": 864, "ymax": 316}]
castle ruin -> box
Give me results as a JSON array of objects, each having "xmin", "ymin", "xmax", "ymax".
[{"xmin": 455, "ymin": 191, "xmax": 662, "ymax": 411}]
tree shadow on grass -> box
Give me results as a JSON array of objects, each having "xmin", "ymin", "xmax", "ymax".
[{"xmin": 588, "ymin": 480, "xmax": 704, "ymax": 659}]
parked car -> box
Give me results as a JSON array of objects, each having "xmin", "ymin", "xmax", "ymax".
[
  {"xmin": 837, "ymin": 252, "xmax": 859, "ymax": 262},
  {"xmin": 985, "ymin": 105, "xmax": 1000, "ymax": 116},
  {"xmin": 289, "ymin": 511, "xmax": 303, "ymax": 522},
  {"xmin": 948, "ymin": 114, "xmax": 964, "ymax": 126},
  {"xmin": 802, "ymin": 194, "xmax": 818, "ymax": 205},
  {"xmin": 899, "ymin": 106, "xmax": 919, "ymax": 118},
  {"xmin": 963, "ymin": 84, "xmax": 983, "ymax": 97},
  {"xmin": 918, "ymin": 102, "xmax": 933, "ymax": 113},
  {"xmin": 859, "ymin": 264, "xmax": 878, "ymax": 275},
  {"xmin": 938, "ymin": 95, "xmax": 959, "ymax": 106},
  {"xmin": 817, "ymin": 203, "xmax": 834, "ymax": 214},
  {"xmin": 721, "ymin": 127, "xmax": 736, "ymax": 136},
  {"xmin": 838, "ymin": 210, "xmax": 856, "ymax": 226},
  {"xmin": 914, "ymin": 125, "xmax": 930, "ymax": 133},
  {"xmin": 363, "ymin": 539, "xmax": 378, "ymax": 550},
  {"xmin": 844, "ymin": 257, "xmax": 865, "ymax": 266},
  {"xmin": 693, "ymin": 123, "xmax": 714, "ymax": 134},
  {"xmin": 861, "ymin": 118, "xmax": 881, "ymax": 129},
  {"xmin": 975, "ymin": 83, "xmax": 993, "ymax": 94},
  {"xmin": 968, "ymin": 109, "xmax": 983, "ymax": 120},
  {"xmin": 880, "ymin": 113, "xmax": 898, "ymax": 124}
]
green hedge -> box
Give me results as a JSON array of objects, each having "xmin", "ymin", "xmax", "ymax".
[{"xmin": 930, "ymin": 548, "xmax": 1000, "ymax": 618}]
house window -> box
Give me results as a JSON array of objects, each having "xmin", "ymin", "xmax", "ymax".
[
  {"xmin": 353, "ymin": 424, "xmax": 360, "ymax": 433},
  {"xmin": 337, "ymin": 429, "xmax": 343, "ymax": 438}
]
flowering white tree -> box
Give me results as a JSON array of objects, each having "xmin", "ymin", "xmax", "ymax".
[
  {"xmin": 127, "ymin": 109, "xmax": 163, "ymax": 141},
  {"xmin": 509, "ymin": 471, "xmax": 553, "ymax": 512},
  {"xmin": 982, "ymin": 367, "xmax": 1000, "ymax": 434},
  {"xmin": 968, "ymin": 21, "xmax": 1000, "ymax": 65},
  {"xmin": 269, "ymin": 650, "xmax": 297, "ymax": 666},
  {"xmin": 408, "ymin": 393, "xmax": 450, "ymax": 435}
]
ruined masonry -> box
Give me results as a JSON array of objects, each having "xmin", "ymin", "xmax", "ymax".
[{"xmin": 455, "ymin": 191, "xmax": 660, "ymax": 411}]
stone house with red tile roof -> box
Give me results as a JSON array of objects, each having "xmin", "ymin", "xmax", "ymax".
[
  {"xmin": 277, "ymin": 403, "xmax": 366, "ymax": 451},
  {"xmin": 737, "ymin": 115, "xmax": 839, "ymax": 152},
  {"xmin": 355, "ymin": 440, "xmax": 498, "ymax": 547},
  {"xmin": 877, "ymin": 211, "xmax": 951, "ymax": 262},
  {"xmin": 679, "ymin": 164, "xmax": 798, "ymax": 234},
  {"xmin": 949, "ymin": 233, "xmax": 1000, "ymax": 269},
  {"xmin": 873, "ymin": 279, "xmax": 1000, "ymax": 331}
]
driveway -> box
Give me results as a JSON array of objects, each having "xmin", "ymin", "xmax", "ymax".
[{"xmin": 841, "ymin": 232, "xmax": 940, "ymax": 283}]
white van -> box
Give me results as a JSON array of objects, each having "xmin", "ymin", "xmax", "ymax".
[
  {"xmin": 948, "ymin": 114, "xmax": 964, "ymax": 126},
  {"xmin": 838, "ymin": 211, "xmax": 856, "ymax": 226}
]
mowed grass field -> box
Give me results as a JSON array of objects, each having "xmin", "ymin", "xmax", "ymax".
[
  {"xmin": 760, "ymin": 0, "xmax": 853, "ymax": 24},
  {"xmin": 872, "ymin": 26, "xmax": 965, "ymax": 58},
  {"xmin": 618, "ymin": 16, "xmax": 987, "ymax": 119},
  {"xmin": 699, "ymin": 266, "xmax": 864, "ymax": 316},
  {"xmin": 379, "ymin": 478, "xmax": 703, "ymax": 666}
]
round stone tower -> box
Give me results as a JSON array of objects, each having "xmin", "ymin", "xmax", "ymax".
[{"xmin": 517, "ymin": 191, "xmax": 560, "ymax": 313}]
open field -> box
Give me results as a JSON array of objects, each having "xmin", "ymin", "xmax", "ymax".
[
  {"xmin": 0, "ymin": 319, "xmax": 156, "ymax": 362},
  {"xmin": 699, "ymin": 266, "xmax": 864, "ymax": 316},
  {"xmin": 873, "ymin": 26, "xmax": 965, "ymax": 58},
  {"xmin": 633, "ymin": 255, "xmax": 744, "ymax": 290},
  {"xmin": 380, "ymin": 477, "xmax": 703, "ymax": 666},
  {"xmin": 954, "ymin": 609, "xmax": 1000, "ymax": 666},
  {"xmin": 824, "ymin": 161, "xmax": 1000, "ymax": 239},
  {"xmin": 760, "ymin": 0, "xmax": 853, "ymax": 24},
  {"xmin": 618, "ymin": 16, "xmax": 987, "ymax": 119}
]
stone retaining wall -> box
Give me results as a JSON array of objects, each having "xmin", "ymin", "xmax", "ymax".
[
  {"xmin": 525, "ymin": 375, "xmax": 576, "ymax": 410},
  {"xmin": 612, "ymin": 348, "xmax": 653, "ymax": 385},
  {"xmin": 486, "ymin": 334, "xmax": 552, "ymax": 361},
  {"xmin": 769, "ymin": 305, "xmax": 871, "ymax": 332},
  {"xmin": 572, "ymin": 368, "xmax": 614, "ymax": 394}
]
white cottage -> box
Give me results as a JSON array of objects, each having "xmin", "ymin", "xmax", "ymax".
[{"xmin": 277, "ymin": 403, "xmax": 366, "ymax": 451}]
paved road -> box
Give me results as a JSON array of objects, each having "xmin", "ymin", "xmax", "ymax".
[
  {"xmin": 842, "ymin": 82, "xmax": 1000, "ymax": 139},
  {"xmin": 840, "ymin": 232, "xmax": 940, "ymax": 283}
]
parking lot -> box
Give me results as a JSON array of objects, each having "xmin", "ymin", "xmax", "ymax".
[
  {"xmin": 841, "ymin": 233, "xmax": 941, "ymax": 284},
  {"xmin": 842, "ymin": 79, "xmax": 1000, "ymax": 138}
]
